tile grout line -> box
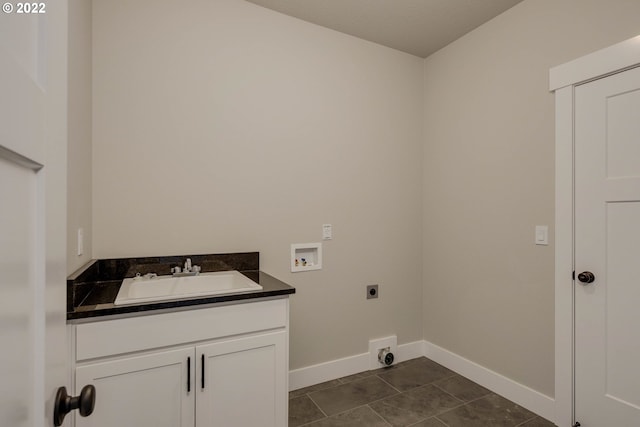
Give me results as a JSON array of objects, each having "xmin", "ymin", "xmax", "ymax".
[
  {"xmin": 458, "ymin": 390, "xmax": 497, "ymax": 405},
  {"xmin": 300, "ymin": 403, "xmax": 394, "ymax": 426},
  {"xmin": 405, "ymin": 417, "xmax": 429, "ymax": 427},
  {"xmin": 366, "ymin": 380, "xmax": 466, "ymax": 426},
  {"xmin": 365, "ymin": 404, "xmax": 394, "ymax": 427},
  {"xmin": 433, "ymin": 415, "xmax": 451, "ymax": 427},
  {"xmin": 373, "ymin": 373, "xmax": 403, "ymax": 394},
  {"xmin": 304, "ymin": 374, "xmax": 403, "ymax": 423},
  {"xmin": 430, "ymin": 382, "xmax": 467, "ymax": 405},
  {"xmin": 434, "ymin": 389, "xmax": 499, "ymax": 420},
  {"xmin": 305, "ymin": 392, "xmax": 329, "ymax": 419},
  {"xmin": 368, "ymin": 364, "xmax": 478, "ymax": 425},
  {"xmin": 429, "ymin": 378, "xmax": 495, "ymax": 409},
  {"xmin": 420, "ymin": 388, "xmax": 480, "ymax": 422},
  {"xmin": 514, "ymin": 415, "xmax": 543, "ymax": 426},
  {"xmin": 307, "ymin": 374, "xmax": 402, "ymax": 416},
  {"xmin": 405, "ymin": 416, "xmax": 450, "ymax": 427}
]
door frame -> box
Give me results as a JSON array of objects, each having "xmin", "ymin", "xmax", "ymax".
[{"xmin": 550, "ymin": 35, "xmax": 640, "ymax": 427}]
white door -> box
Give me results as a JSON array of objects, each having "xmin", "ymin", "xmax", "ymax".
[
  {"xmin": 574, "ymin": 65, "xmax": 640, "ymax": 425},
  {"xmin": 75, "ymin": 348, "xmax": 195, "ymax": 427},
  {"xmin": 196, "ymin": 331, "xmax": 287, "ymax": 427},
  {"xmin": 0, "ymin": 3, "xmax": 69, "ymax": 427}
]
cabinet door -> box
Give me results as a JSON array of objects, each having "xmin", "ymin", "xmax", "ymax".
[
  {"xmin": 196, "ymin": 331, "xmax": 287, "ymax": 427},
  {"xmin": 75, "ymin": 347, "xmax": 195, "ymax": 427}
]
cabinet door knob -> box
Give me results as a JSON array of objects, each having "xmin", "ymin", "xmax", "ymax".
[{"xmin": 53, "ymin": 384, "xmax": 96, "ymax": 426}]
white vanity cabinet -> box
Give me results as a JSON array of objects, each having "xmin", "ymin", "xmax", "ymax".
[{"xmin": 70, "ymin": 298, "xmax": 289, "ymax": 427}]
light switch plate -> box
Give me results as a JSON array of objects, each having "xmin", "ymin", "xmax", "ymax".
[
  {"xmin": 322, "ymin": 224, "xmax": 332, "ymax": 240},
  {"xmin": 535, "ymin": 225, "xmax": 548, "ymax": 245}
]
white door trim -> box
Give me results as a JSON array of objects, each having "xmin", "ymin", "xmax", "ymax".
[
  {"xmin": 550, "ymin": 35, "xmax": 640, "ymax": 91},
  {"xmin": 550, "ymin": 34, "xmax": 640, "ymax": 427}
]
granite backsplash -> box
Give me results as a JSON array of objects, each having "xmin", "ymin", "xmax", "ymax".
[{"xmin": 67, "ymin": 252, "xmax": 259, "ymax": 312}]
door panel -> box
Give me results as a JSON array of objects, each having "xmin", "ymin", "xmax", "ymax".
[
  {"xmin": 606, "ymin": 88, "xmax": 640, "ymax": 178},
  {"xmin": 575, "ymin": 65, "xmax": 640, "ymax": 425},
  {"xmin": 197, "ymin": 331, "xmax": 287, "ymax": 427},
  {"xmin": 75, "ymin": 348, "xmax": 195, "ymax": 427},
  {"xmin": 606, "ymin": 202, "xmax": 640, "ymax": 408},
  {"xmin": 0, "ymin": 14, "xmax": 45, "ymax": 164},
  {"xmin": 0, "ymin": 154, "xmax": 39, "ymax": 427}
]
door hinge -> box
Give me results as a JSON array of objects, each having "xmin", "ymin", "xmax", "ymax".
[{"xmin": 573, "ymin": 422, "xmax": 581, "ymax": 427}]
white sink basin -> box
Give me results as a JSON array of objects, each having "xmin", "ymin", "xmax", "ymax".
[{"xmin": 114, "ymin": 270, "xmax": 262, "ymax": 306}]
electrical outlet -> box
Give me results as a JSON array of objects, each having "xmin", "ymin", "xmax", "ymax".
[{"xmin": 366, "ymin": 284, "xmax": 378, "ymax": 299}]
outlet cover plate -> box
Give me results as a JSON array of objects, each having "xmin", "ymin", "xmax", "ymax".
[{"xmin": 369, "ymin": 336, "xmax": 397, "ymax": 370}]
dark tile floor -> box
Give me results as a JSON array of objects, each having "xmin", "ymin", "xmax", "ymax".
[{"xmin": 289, "ymin": 357, "xmax": 556, "ymax": 427}]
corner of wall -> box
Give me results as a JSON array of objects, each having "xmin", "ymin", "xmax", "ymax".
[{"xmin": 67, "ymin": 0, "xmax": 93, "ymax": 275}]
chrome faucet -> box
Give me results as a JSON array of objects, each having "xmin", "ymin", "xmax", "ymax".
[{"xmin": 171, "ymin": 258, "xmax": 201, "ymax": 276}]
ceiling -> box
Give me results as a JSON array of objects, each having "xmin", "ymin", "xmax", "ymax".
[{"xmin": 244, "ymin": 0, "xmax": 524, "ymax": 58}]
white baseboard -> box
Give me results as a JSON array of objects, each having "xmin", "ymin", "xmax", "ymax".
[
  {"xmin": 289, "ymin": 340, "xmax": 555, "ymax": 424},
  {"xmin": 289, "ymin": 340, "xmax": 424, "ymax": 391},
  {"xmin": 397, "ymin": 339, "xmax": 425, "ymax": 361},
  {"xmin": 289, "ymin": 352, "xmax": 368, "ymax": 392},
  {"xmin": 423, "ymin": 341, "xmax": 556, "ymax": 423}
]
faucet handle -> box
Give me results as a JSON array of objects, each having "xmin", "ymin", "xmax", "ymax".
[{"xmin": 171, "ymin": 266, "xmax": 182, "ymax": 274}]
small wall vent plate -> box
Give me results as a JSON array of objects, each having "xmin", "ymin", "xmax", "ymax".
[
  {"xmin": 369, "ymin": 336, "xmax": 397, "ymax": 369},
  {"xmin": 291, "ymin": 243, "xmax": 322, "ymax": 272}
]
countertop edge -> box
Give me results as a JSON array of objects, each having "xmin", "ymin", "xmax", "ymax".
[{"xmin": 67, "ymin": 270, "xmax": 295, "ymax": 322}]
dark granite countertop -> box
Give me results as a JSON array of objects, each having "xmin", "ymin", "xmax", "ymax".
[{"xmin": 67, "ymin": 252, "xmax": 295, "ymax": 321}]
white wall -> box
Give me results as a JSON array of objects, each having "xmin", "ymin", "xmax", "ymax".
[
  {"xmin": 67, "ymin": 0, "xmax": 92, "ymax": 274},
  {"xmin": 423, "ymin": 0, "xmax": 640, "ymax": 397},
  {"xmin": 91, "ymin": 0, "xmax": 424, "ymax": 370}
]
